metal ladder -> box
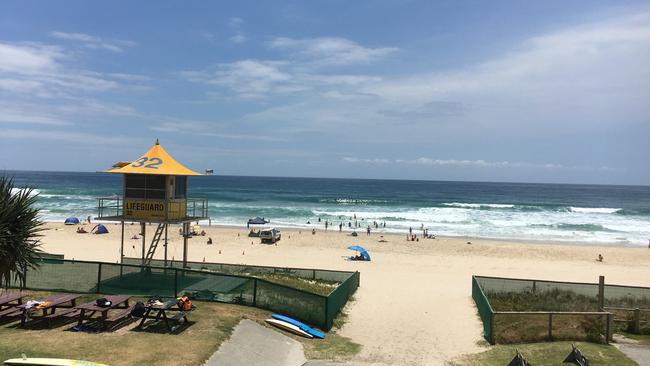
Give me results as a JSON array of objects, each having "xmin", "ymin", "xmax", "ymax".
[{"xmin": 144, "ymin": 223, "xmax": 166, "ymax": 266}]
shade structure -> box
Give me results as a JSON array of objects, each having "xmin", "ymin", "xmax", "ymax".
[
  {"xmin": 247, "ymin": 217, "xmax": 269, "ymax": 225},
  {"xmin": 64, "ymin": 217, "xmax": 80, "ymax": 225},
  {"xmin": 347, "ymin": 245, "xmax": 371, "ymax": 261},
  {"xmin": 92, "ymin": 224, "xmax": 109, "ymax": 234},
  {"xmin": 105, "ymin": 140, "xmax": 202, "ymax": 176}
]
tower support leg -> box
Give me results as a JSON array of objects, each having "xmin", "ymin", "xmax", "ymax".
[
  {"xmin": 183, "ymin": 222, "xmax": 189, "ymax": 268},
  {"xmin": 164, "ymin": 224, "xmax": 168, "ymax": 267},
  {"xmin": 120, "ymin": 221, "xmax": 125, "ymax": 276},
  {"xmin": 141, "ymin": 222, "xmax": 146, "ymax": 265}
]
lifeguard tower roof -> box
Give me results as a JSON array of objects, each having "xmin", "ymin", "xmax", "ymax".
[{"xmin": 106, "ymin": 139, "xmax": 202, "ymax": 176}]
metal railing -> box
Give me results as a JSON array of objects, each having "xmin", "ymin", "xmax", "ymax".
[{"xmin": 96, "ymin": 196, "xmax": 209, "ymax": 221}]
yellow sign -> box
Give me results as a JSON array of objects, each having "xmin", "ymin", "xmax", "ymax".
[{"xmin": 124, "ymin": 199, "xmax": 167, "ymax": 220}]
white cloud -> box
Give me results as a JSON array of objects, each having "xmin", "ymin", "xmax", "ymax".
[
  {"xmin": 396, "ymin": 158, "xmax": 517, "ymax": 167},
  {"xmin": 181, "ymin": 36, "xmax": 394, "ymax": 98},
  {"xmin": 181, "ymin": 60, "xmax": 291, "ymax": 98},
  {"xmin": 342, "ymin": 157, "xmax": 390, "ymax": 164},
  {"xmin": 229, "ymin": 33, "xmax": 247, "ymax": 44},
  {"xmin": 0, "ymin": 40, "xmax": 149, "ymax": 134},
  {"xmin": 50, "ymin": 31, "xmax": 99, "ymax": 43},
  {"xmin": 50, "ymin": 31, "xmax": 136, "ymax": 53},
  {"xmin": 0, "ymin": 43, "xmax": 62, "ymax": 75},
  {"xmin": 0, "ymin": 128, "xmax": 139, "ymax": 145},
  {"xmin": 0, "ymin": 108, "xmax": 71, "ymax": 126},
  {"xmin": 269, "ymin": 37, "xmax": 397, "ymax": 65},
  {"xmin": 342, "ymin": 156, "xmax": 624, "ymax": 173},
  {"xmin": 149, "ymin": 117, "xmax": 287, "ymax": 142},
  {"xmin": 367, "ymin": 12, "xmax": 650, "ymax": 109}
]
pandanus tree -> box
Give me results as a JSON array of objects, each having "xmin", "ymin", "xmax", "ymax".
[{"xmin": 0, "ymin": 176, "xmax": 44, "ymax": 289}]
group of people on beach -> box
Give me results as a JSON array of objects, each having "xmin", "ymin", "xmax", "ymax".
[{"xmin": 407, "ymin": 225, "xmax": 436, "ymax": 242}]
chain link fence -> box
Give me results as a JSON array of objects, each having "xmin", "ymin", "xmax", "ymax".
[{"xmin": 12, "ymin": 258, "xmax": 359, "ymax": 330}]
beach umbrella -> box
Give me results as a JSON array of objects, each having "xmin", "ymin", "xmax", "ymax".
[
  {"xmin": 347, "ymin": 245, "xmax": 371, "ymax": 261},
  {"xmin": 64, "ymin": 217, "xmax": 80, "ymax": 225}
]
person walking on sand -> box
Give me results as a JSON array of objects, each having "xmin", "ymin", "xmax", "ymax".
[
  {"xmin": 325, "ymin": 221, "xmax": 328, "ymax": 230},
  {"xmin": 367, "ymin": 226, "xmax": 371, "ymax": 236},
  {"xmin": 339, "ymin": 222, "xmax": 342, "ymax": 232},
  {"xmin": 409, "ymin": 227, "xmax": 412, "ymax": 235}
]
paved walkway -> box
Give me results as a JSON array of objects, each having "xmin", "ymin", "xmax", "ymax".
[
  {"xmin": 205, "ymin": 319, "xmax": 307, "ymax": 366},
  {"xmin": 618, "ymin": 344, "xmax": 650, "ymax": 366}
]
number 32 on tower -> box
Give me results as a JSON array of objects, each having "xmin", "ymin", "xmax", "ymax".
[{"xmin": 131, "ymin": 157, "xmax": 162, "ymax": 169}]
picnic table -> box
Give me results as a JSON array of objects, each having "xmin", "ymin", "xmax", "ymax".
[
  {"xmin": 0, "ymin": 293, "xmax": 28, "ymax": 318},
  {"xmin": 0, "ymin": 292, "xmax": 27, "ymax": 309},
  {"xmin": 137, "ymin": 299, "xmax": 190, "ymax": 332},
  {"xmin": 75, "ymin": 295, "xmax": 132, "ymax": 330},
  {"xmin": 18, "ymin": 293, "xmax": 80, "ymax": 327}
]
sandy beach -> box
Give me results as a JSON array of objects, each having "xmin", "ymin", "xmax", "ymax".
[{"xmin": 39, "ymin": 222, "xmax": 650, "ymax": 365}]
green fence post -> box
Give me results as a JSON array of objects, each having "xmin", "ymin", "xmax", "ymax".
[
  {"xmin": 97, "ymin": 262, "xmax": 102, "ymax": 294},
  {"xmin": 548, "ymin": 313, "xmax": 553, "ymax": 341},
  {"xmin": 174, "ymin": 268, "xmax": 178, "ymax": 298},
  {"xmin": 325, "ymin": 297, "xmax": 330, "ymax": 330},
  {"xmin": 253, "ymin": 278, "xmax": 257, "ymax": 306},
  {"xmin": 634, "ymin": 308, "xmax": 641, "ymax": 334},
  {"xmin": 489, "ymin": 312, "xmax": 495, "ymax": 344}
]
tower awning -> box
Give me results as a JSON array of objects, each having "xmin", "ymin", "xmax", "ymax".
[{"xmin": 106, "ymin": 140, "xmax": 202, "ymax": 176}]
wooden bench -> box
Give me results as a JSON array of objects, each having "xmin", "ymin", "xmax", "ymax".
[
  {"xmin": 0, "ymin": 307, "xmax": 21, "ymax": 318},
  {"xmin": 169, "ymin": 311, "xmax": 187, "ymax": 321},
  {"xmin": 40, "ymin": 308, "xmax": 82, "ymax": 326},
  {"xmin": 106, "ymin": 305, "xmax": 134, "ymax": 323}
]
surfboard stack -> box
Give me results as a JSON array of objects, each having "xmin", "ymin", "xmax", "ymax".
[{"xmin": 264, "ymin": 314, "xmax": 326, "ymax": 339}]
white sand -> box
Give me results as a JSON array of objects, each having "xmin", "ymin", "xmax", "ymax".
[{"xmin": 41, "ymin": 223, "xmax": 650, "ymax": 365}]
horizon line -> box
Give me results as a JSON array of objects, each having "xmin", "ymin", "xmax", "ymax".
[{"xmin": 2, "ymin": 168, "xmax": 649, "ymax": 188}]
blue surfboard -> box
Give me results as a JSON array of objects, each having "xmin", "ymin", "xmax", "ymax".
[{"xmin": 271, "ymin": 314, "xmax": 326, "ymax": 339}]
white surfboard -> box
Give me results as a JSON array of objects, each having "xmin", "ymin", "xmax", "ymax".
[
  {"xmin": 265, "ymin": 318, "xmax": 314, "ymax": 338},
  {"xmin": 4, "ymin": 358, "xmax": 107, "ymax": 366}
]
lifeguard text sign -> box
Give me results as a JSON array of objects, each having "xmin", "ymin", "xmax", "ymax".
[{"xmin": 124, "ymin": 199, "xmax": 166, "ymax": 220}]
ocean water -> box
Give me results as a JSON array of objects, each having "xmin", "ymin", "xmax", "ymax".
[{"xmin": 7, "ymin": 171, "xmax": 650, "ymax": 246}]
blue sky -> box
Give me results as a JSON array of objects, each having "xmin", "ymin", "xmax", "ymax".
[{"xmin": 0, "ymin": 1, "xmax": 649, "ymax": 185}]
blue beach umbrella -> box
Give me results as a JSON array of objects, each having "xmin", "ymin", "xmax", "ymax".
[
  {"xmin": 347, "ymin": 245, "xmax": 371, "ymax": 261},
  {"xmin": 64, "ymin": 217, "xmax": 80, "ymax": 225}
]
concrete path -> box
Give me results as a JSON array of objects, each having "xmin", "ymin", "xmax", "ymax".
[
  {"xmin": 618, "ymin": 344, "xmax": 650, "ymax": 366},
  {"xmin": 205, "ymin": 319, "xmax": 307, "ymax": 366},
  {"xmin": 302, "ymin": 362, "xmax": 363, "ymax": 366}
]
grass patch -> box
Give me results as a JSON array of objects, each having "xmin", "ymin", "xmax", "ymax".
[
  {"xmin": 301, "ymin": 332, "xmax": 361, "ymax": 360},
  {"xmin": 0, "ymin": 290, "xmax": 268, "ymax": 365},
  {"xmin": 451, "ymin": 341, "xmax": 637, "ymax": 366},
  {"xmin": 486, "ymin": 289, "xmax": 650, "ymax": 312},
  {"xmin": 253, "ymin": 273, "xmax": 339, "ymax": 296},
  {"xmin": 487, "ymin": 289, "xmax": 599, "ymax": 312},
  {"xmin": 0, "ymin": 290, "xmax": 361, "ymax": 364}
]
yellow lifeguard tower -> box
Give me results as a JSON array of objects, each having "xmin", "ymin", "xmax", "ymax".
[{"xmin": 96, "ymin": 140, "xmax": 208, "ymax": 268}]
